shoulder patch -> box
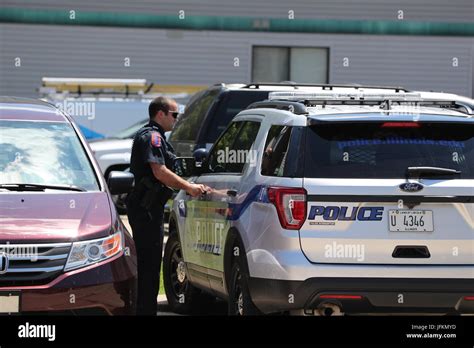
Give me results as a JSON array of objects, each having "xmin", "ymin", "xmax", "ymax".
[{"xmin": 151, "ymin": 132, "xmax": 162, "ymax": 148}]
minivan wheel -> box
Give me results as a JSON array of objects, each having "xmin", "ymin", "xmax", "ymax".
[
  {"xmin": 228, "ymin": 254, "xmax": 261, "ymax": 316},
  {"xmin": 163, "ymin": 233, "xmax": 200, "ymax": 314}
]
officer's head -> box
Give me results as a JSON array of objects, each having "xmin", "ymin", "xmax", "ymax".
[{"xmin": 148, "ymin": 96, "xmax": 179, "ymax": 132}]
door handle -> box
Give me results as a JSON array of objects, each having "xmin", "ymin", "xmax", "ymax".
[
  {"xmin": 226, "ymin": 189, "xmax": 238, "ymax": 197},
  {"xmin": 185, "ymin": 190, "xmax": 208, "ymax": 197}
]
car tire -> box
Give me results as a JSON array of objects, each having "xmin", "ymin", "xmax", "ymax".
[
  {"xmin": 163, "ymin": 233, "xmax": 202, "ymax": 314},
  {"xmin": 228, "ymin": 250, "xmax": 261, "ymax": 316}
]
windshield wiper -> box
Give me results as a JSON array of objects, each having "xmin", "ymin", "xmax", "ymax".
[
  {"xmin": 0, "ymin": 183, "xmax": 86, "ymax": 192},
  {"xmin": 406, "ymin": 166, "xmax": 461, "ymax": 179}
]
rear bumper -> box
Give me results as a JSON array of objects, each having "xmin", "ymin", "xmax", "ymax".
[
  {"xmin": 247, "ymin": 277, "xmax": 474, "ymax": 315},
  {"xmin": 0, "ymin": 251, "xmax": 137, "ymax": 316}
]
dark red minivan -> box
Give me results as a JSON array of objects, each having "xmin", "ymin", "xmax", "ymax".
[{"xmin": 0, "ymin": 97, "xmax": 137, "ymax": 315}]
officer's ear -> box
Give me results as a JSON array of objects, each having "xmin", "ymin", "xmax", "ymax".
[{"xmin": 153, "ymin": 109, "xmax": 165, "ymax": 121}]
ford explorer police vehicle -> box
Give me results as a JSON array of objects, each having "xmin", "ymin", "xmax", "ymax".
[{"xmin": 164, "ymin": 86, "xmax": 474, "ymax": 315}]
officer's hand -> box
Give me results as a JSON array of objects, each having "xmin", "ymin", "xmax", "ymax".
[
  {"xmin": 202, "ymin": 185, "xmax": 212, "ymax": 194},
  {"xmin": 186, "ymin": 183, "xmax": 207, "ymax": 197}
]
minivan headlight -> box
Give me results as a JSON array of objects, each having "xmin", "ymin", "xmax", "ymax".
[{"xmin": 65, "ymin": 231, "xmax": 123, "ymax": 271}]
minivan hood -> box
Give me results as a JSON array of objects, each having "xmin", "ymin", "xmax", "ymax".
[{"xmin": 0, "ymin": 192, "xmax": 112, "ymax": 243}]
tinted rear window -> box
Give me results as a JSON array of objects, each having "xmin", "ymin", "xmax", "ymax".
[
  {"xmin": 205, "ymin": 90, "xmax": 269, "ymax": 143},
  {"xmin": 169, "ymin": 89, "xmax": 218, "ymax": 142},
  {"xmin": 304, "ymin": 121, "xmax": 474, "ymax": 179}
]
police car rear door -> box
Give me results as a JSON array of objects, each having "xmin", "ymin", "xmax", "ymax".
[{"xmin": 299, "ymin": 117, "xmax": 474, "ymax": 265}]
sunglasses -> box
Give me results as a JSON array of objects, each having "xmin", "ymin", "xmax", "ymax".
[{"xmin": 168, "ymin": 111, "xmax": 179, "ymax": 119}]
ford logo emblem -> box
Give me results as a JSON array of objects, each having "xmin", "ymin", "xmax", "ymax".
[{"xmin": 399, "ymin": 183, "xmax": 424, "ymax": 193}]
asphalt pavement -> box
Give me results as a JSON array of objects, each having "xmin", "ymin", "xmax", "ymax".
[{"xmin": 120, "ymin": 214, "xmax": 227, "ymax": 316}]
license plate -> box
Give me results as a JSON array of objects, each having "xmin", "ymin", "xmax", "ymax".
[
  {"xmin": 0, "ymin": 293, "xmax": 20, "ymax": 313},
  {"xmin": 388, "ymin": 210, "xmax": 433, "ymax": 232}
]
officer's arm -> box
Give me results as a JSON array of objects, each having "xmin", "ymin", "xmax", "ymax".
[{"xmin": 150, "ymin": 162, "xmax": 194, "ymax": 192}]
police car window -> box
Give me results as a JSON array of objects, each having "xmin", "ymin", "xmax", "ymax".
[
  {"xmin": 169, "ymin": 89, "xmax": 218, "ymax": 142},
  {"xmin": 225, "ymin": 121, "xmax": 261, "ymax": 174},
  {"xmin": 304, "ymin": 122, "xmax": 474, "ymax": 179},
  {"xmin": 261, "ymin": 125, "xmax": 292, "ymax": 177},
  {"xmin": 208, "ymin": 122, "xmax": 243, "ymax": 173},
  {"xmin": 207, "ymin": 121, "xmax": 260, "ymax": 174},
  {"xmin": 0, "ymin": 120, "xmax": 100, "ymax": 191}
]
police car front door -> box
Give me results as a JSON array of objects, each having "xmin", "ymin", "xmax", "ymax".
[{"xmin": 199, "ymin": 120, "xmax": 261, "ymax": 296}]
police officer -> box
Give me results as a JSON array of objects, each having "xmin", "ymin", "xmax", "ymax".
[{"xmin": 127, "ymin": 96, "xmax": 207, "ymax": 315}]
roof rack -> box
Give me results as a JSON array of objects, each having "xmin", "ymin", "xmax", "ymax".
[
  {"xmin": 244, "ymin": 82, "xmax": 408, "ymax": 92},
  {"xmin": 269, "ymin": 91, "xmax": 422, "ymax": 101},
  {"xmin": 246, "ymin": 91, "xmax": 474, "ymax": 116}
]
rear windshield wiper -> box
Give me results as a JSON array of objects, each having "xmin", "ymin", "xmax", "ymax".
[
  {"xmin": 406, "ymin": 166, "xmax": 461, "ymax": 178},
  {"xmin": 0, "ymin": 183, "xmax": 87, "ymax": 192}
]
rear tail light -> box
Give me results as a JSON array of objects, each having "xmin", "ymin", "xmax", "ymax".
[
  {"xmin": 267, "ymin": 187, "xmax": 307, "ymax": 230},
  {"xmin": 464, "ymin": 296, "xmax": 474, "ymax": 301},
  {"xmin": 381, "ymin": 122, "xmax": 421, "ymax": 128},
  {"xmin": 320, "ymin": 294, "xmax": 362, "ymax": 300}
]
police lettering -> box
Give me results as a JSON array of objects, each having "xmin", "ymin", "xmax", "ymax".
[{"xmin": 308, "ymin": 206, "xmax": 384, "ymax": 221}]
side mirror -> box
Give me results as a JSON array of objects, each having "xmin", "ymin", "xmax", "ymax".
[
  {"xmin": 108, "ymin": 171, "xmax": 135, "ymax": 195},
  {"xmin": 193, "ymin": 148, "xmax": 209, "ymax": 168},
  {"xmin": 174, "ymin": 157, "xmax": 197, "ymax": 177}
]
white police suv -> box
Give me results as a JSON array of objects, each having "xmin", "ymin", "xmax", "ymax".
[{"xmin": 164, "ymin": 85, "xmax": 474, "ymax": 315}]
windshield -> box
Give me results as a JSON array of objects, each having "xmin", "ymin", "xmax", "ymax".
[
  {"xmin": 0, "ymin": 120, "xmax": 100, "ymax": 191},
  {"xmin": 304, "ymin": 121, "xmax": 473, "ymax": 179}
]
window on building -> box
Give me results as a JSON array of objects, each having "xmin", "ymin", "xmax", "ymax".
[{"xmin": 252, "ymin": 46, "xmax": 328, "ymax": 84}]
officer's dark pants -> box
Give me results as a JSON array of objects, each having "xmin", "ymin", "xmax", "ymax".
[{"xmin": 127, "ymin": 201, "xmax": 164, "ymax": 316}]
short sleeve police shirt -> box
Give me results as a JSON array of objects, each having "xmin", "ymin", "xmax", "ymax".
[
  {"xmin": 144, "ymin": 130, "xmax": 166, "ymax": 165},
  {"xmin": 130, "ymin": 120, "xmax": 176, "ymax": 184}
]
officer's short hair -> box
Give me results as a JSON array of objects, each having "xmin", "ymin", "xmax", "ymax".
[{"xmin": 148, "ymin": 97, "xmax": 173, "ymax": 119}]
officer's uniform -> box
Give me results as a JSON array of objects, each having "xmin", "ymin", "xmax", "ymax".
[{"xmin": 127, "ymin": 120, "xmax": 175, "ymax": 315}]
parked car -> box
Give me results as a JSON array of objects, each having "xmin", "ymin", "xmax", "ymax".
[
  {"xmin": 0, "ymin": 97, "xmax": 137, "ymax": 315},
  {"xmin": 169, "ymin": 82, "xmax": 302, "ymax": 157},
  {"xmin": 164, "ymin": 86, "xmax": 474, "ymax": 315}
]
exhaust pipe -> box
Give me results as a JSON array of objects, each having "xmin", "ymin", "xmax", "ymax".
[{"xmin": 316, "ymin": 302, "xmax": 343, "ymax": 316}]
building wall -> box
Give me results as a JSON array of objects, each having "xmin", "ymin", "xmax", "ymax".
[
  {"xmin": 1, "ymin": 23, "xmax": 473, "ymax": 97},
  {"xmin": 3, "ymin": 0, "xmax": 474, "ymax": 22}
]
